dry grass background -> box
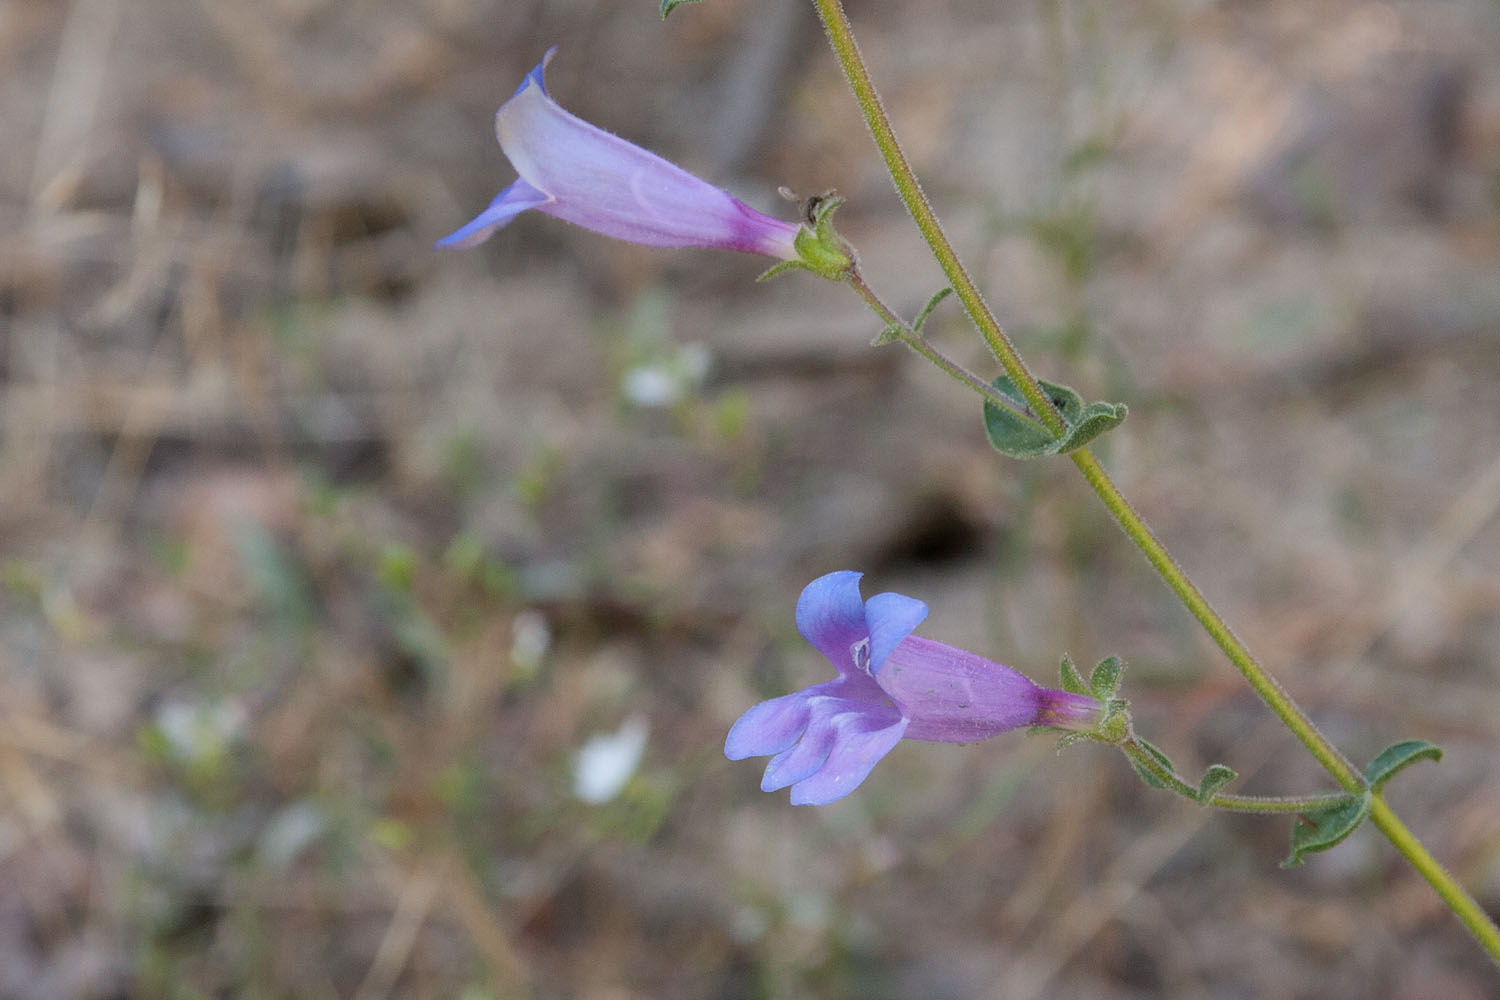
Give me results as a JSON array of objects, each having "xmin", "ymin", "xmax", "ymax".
[{"xmin": 3, "ymin": 0, "xmax": 1500, "ymax": 996}]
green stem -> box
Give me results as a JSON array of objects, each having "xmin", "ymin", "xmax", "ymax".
[
  {"xmin": 1368, "ymin": 796, "xmax": 1500, "ymax": 959},
  {"xmin": 809, "ymin": 0, "xmax": 1065, "ymax": 439},
  {"xmin": 1121, "ymin": 739, "xmax": 1352, "ymax": 816},
  {"xmin": 846, "ymin": 272, "xmax": 1052, "ymax": 434},
  {"xmin": 1071, "ymin": 451, "xmax": 1364, "ymax": 791},
  {"xmin": 812, "ymin": 0, "xmax": 1500, "ymax": 964}
]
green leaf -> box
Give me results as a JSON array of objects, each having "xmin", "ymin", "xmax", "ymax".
[
  {"xmin": 982, "ymin": 384, "xmax": 1060, "ymax": 459},
  {"xmin": 1128, "ymin": 738, "xmax": 1174, "ymax": 790},
  {"xmin": 981, "ymin": 376, "xmax": 1126, "ymax": 459},
  {"xmin": 911, "ymin": 287, "xmax": 953, "ymax": 334},
  {"xmin": 1052, "ymin": 399, "xmax": 1128, "ymax": 453},
  {"xmin": 1281, "ymin": 794, "xmax": 1370, "ymax": 868},
  {"xmin": 660, "ymin": 0, "xmax": 702, "ymax": 17},
  {"xmin": 1059, "ymin": 653, "xmax": 1089, "ymax": 695},
  {"xmin": 1195, "ymin": 764, "xmax": 1238, "ymax": 804},
  {"xmin": 1364, "ymin": 739, "xmax": 1443, "ymax": 794},
  {"xmin": 871, "ymin": 323, "xmax": 903, "ymax": 346},
  {"xmin": 1088, "ymin": 656, "xmax": 1123, "ymax": 699}
]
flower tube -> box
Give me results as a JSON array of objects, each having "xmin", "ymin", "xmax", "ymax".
[{"xmin": 437, "ymin": 48, "xmax": 801, "ymax": 259}]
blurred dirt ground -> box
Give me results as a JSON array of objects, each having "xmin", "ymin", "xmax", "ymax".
[{"xmin": 3, "ymin": 0, "xmax": 1500, "ymax": 996}]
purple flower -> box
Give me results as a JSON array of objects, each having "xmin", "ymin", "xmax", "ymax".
[
  {"xmin": 725, "ymin": 571, "xmax": 1100, "ymax": 805},
  {"xmin": 436, "ymin": 48, "xmax": 800, "ymax": 259}
]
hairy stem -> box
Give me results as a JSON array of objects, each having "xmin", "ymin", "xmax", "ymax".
[
  {"xmin": 1070, "ymin": 451, "xmax": 1364, "ymax": 789},
  {"xmin": 1121, "ymin": 740, "xmax": 1353, "ymax": 816},
  {"xmin": 846, "ymin": 272, "xmax": 1051, "ymax": 433},
  {"xmin": 1367, "ymin": 796, "xmax": 1500, "ymax": 958},
  {"xmin": 811, "ymin": 0, "xmax": 1500, "ymax": 964},
  {"xmin": 809, "ymin": 0, "xmax": 1065, "ymax": 439}
]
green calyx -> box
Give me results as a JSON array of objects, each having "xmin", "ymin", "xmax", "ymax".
[
  {"xmin": 759, "ymin": 192, "xmax": 857, "ymax": 284},
  {"xmin": 1053, "ymin": 654, "xmax": 1132, "ymax": 746}
]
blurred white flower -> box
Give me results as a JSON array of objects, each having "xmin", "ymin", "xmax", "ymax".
[
  {"xmin": 572, "ymin": 714, "xmax": 649, "ymax": 804},
  {"xmin": 621, "ymin": 341, "xmax": 713, "ymax": 409},
  {"xmin": 621, "ymin": 366, "xmax": 679, "ymax": 408},
  {"xmin": 154, "ymin": 698, "xmax": 245, "ymax": 765},
  {"xmin": 510, "ymin": 610, "xmax": 551, "ymax": 679}
]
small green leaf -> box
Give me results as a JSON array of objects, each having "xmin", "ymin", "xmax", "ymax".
[
  {"xmin": 911, "ymin": 287, "xmax": 953, "ymax": 334},
  {"xmin": 871, "ymin": 323, "xmax": 903, "ymax": 347},
  {"xmin": 1364, "ymin": 739, "xmax": 1443, "ymax": 794},
  {"xmin": 660, "ymin": 0, "xmax": 702, "ymax": 17},
  {"xmin": 1195, "ymin": 764, "xmax": 1238, "ymax": 804},
  {"xmin": 1051, "ymin": 399, "xmax": 1127, "ymax": 453},
  {"xmin": 982, "ymin": 380, "xmax": 1060, "ymax": 458},
  {"xmin": 981, "ymin": 376, "xmax": 1126, "ymax": 459},
  {"xmin": 1088, "ymin": 656, "xmax": 1123, "ymax": 699},
  {"xmin": 1281, "ymin": 794, "xmax": 1370, "ymax": 868},
  {"xmin": 1059, "ymin": 653, "xmax": 1089, "ymax": 695},
  {"xmin": 1128, "ymin": 738, "xmax": 1174, "ymax": 790}
]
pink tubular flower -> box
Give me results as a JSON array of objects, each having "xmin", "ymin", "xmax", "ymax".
[
  {"xmin": 436, "ymin": 48, "xmax": 801, "ymax": 259},
  {"xmin": 726, "ymin": 571, "xmax": 1100, "ymax": 805}
]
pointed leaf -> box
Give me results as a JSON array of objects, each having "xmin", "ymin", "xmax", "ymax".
[
  {"xmin": 871, "ymin": 323, "xmax": 903, "ymax": 347},
  {"xmin": 1052, "ymin": 399, "xmax": 1128, "ymax": 453},
  {"xmin": 1128, "ymin": 738, "xmax": 1175, "ymax": 790},
  {"xmin": 1088, "ymin": 655, "xmax": 1123, "ymax": 699},
  {"xmin": 911, "ymin": 287, "xmax": 953, "ymax": 335},
  {"xmin": 660, "ymin": 0, "xmax": 702, "ymax": 17},
  {"xmin": 1364, "ymin": 739, "xmax": 1443, "ymax": 794},
  {"xmin": 1195, "ymin": 764, "xmax": 1238, "ymax": 804},
  {"xmin": 1281, "ymin": 793, "xmax": 1370, "ymax": 868},
  {"xmin": 1059, "ymin": 654, "xmax": 1089, "ymax": 696}
]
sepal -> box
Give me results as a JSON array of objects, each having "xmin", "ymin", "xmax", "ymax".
[
  {"xmin": 1088, "ymin": 655, "xmax": 1123, "ymax": 700},
  {"xmin": 1282, "ymin": 795, "xmax": 1370, "ymax": 868},
  {"xmin": 982, "ymin": 376, "xmax": 1127, "ymax": 459},
  {"xmin": 1093, "ymin": 697, "xmax": 1131, "ymax": 744},
  {"xmin": 1058, "ymin": 653, "xmax": 1089, "ymax": 695},
  {"xmin": 1055, "ymin": 730, "xmax": 1092, "ymax": 752}
]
